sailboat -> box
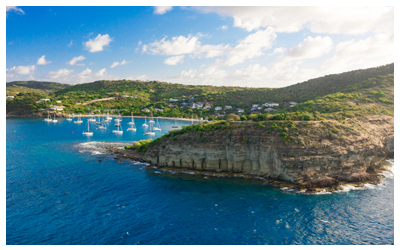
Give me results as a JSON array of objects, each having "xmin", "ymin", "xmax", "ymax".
[
  {"xmin": 88, "ymin": 116, "xmax": 96, "ymax": 122},
  {"xmin": 115, "ymin": 113, "xmax": 122, "ymax": 122},
  {"xmin": 82, "ymin": 120, "xmax": 93, "ymax": 136},
  {"xmin": 74, "ymin": 113, "xmax": 83, "ymax": 124},
  {"xmin": 106, "ymin": 111, "xmax": 112, "ymax": 121},
  {"xmin": 112, "ymin": 123, "xmax": 123, "ymax": 134},
  {"xmin": 95, "ymin": 116, "xmax": 102, "ymax": 125},
  {"xmin": 172, "ymin": 117, "xmax": 178, "ymax": 128},
  {"xmin": 98, "ymin": 117, "xmax": 107, "ymax": 130},
  {"xmin": 128, "ymin": 112, "xmax": 135, "ymax": 125},
  {"xmin": 153, "ymin": 118, "xmax": 161, "ymax": 131},
  {"xmin": 142, "ymin": 116, "xmax": 149, "ymax": 127},
  {"xmin": 51, "ymin": 112, "xmax": 58, "ymax": 123},
  {"xmin": 66, "ymin": 114, "xmax": 72, "ymax": 121},
  {"xmin": 127, "ymin": 119, "xmax": 136, "ymax": 131},
  {"xmin": 149, "ymin": 112, "xmax": 155, "ymax": 124},
  {"xmin": 144, "ymin": 119, "xmax": 155, "ymax": 135},
  {"xmin": 114, "ymin": 120, "xmax": 121, "ymax": 127},
  {"xmin": 44, "ymin": 111, "xmax": 52, "ymax": 122}
]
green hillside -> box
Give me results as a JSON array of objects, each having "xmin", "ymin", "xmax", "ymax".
[{"xmin": 6, "ymin": 81, "xmax": 71, "ymax": 91}]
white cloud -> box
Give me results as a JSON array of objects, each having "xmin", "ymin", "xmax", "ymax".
[
  {"xmin": 68, "ymin": 40, "xmax": 73, "ymax": 47},
  {"xmin": 110, "ymin": 59, "xmax": 128, "ymax": 68},
  {"xmin": 68, "ymin": 55, "xmax": 86, "ymax": 65},
  {"xmin": 47, "ymin": 68, "xmax": 73, "ymax": 79},
  {"xmin": 85, "ymin": 34, "xmax": 112, "ymax": 52},
  {"xmin": 144, "ymin": 35, "xmax": 201, "ymax": 55},
  {"xmin": 218, "ymin": 27, "xmax": 276, "ymax": 66},
  {"xmin": 154, "ymin": 6, "xmax": 173, "ymax": 15},
  {"xmin": 37, "ymin": 55, "xmax": 51, "ymax": 65},
  {"xmin": 7, "ymin": 65, "xmax": 36, "ymax": 75},
  {"xmin": 277, "ymin": 36, "xmax": 333, "ymax": 64},
  {"xmin": 6, "ymin": 6, "xmax": 24, "ymax": 15},
  {"xmin": 163, "ymin": 55, "xmax": 185, "ymax": 65},
  {"xmin": 321, "ymin": 33, "xmax": 394, "ymax": 75},
  {"xmin": 191, "ymin": 6, "xmax": 393, "ymax": 35}
]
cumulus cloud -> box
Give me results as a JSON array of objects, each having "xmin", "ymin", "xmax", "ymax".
[
  {"xmin": 6, "ymin": 6, "xmax": 24, "ymax": 15},
  {"xmin": 143, "ymin": 35, "xmax": 201, "ymax": 55},
  {"xmin": 68, "ymin": 55, "xmax": 86, "ymax": 65},
  {"xmin": 163, "ymin": 55, "xmax": 185, "ymax": 65},
  {"xmin": 191, "ymin": 6, "xmax": 393, "ymax": 35},
  {"xmin": 47, "ymin": 68, "xmax": 73, "ymax": 79},
  {"xmin": 110, "ymin": 59, "xmax": 128, "ymax": 68},
  {"xmin": 7, "ymin": 65, "xmax": 36, "ymax": 75},
  {"xmin": 277, "ymin": 36, "xmax": 333, "ymax": 64},
  {"xmin": 37, "ymin": 55, "xmax": 51, "ymax": 65},
  {"xmin": 154, "ymin": 6, "xmax": 173, "ymax": 15},
  {"xmin": 85, "ymin": 34, "xmax": 112, "ymax": 52}
]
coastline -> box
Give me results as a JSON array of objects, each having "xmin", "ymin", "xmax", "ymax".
[{"xmin": 80, "ymin": 141, "xmax": 394, "ymax": 195}]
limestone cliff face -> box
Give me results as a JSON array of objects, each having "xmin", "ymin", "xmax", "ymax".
[{"xmin": 121, "ymin": 115, "xmax": 393, "ymax": 185}]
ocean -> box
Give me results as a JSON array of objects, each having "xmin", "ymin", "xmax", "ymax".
[{"xmin": 6, "ymin": 117, "xmax": 394, "ymax": 244}]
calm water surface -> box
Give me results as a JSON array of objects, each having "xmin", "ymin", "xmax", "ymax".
[{"xmin": 6, "ymin": 118, "xmax": 394, "ymax": 244}]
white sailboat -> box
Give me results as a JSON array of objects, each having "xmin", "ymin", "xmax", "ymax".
[
  {"xmin": 66, "ymin": 114, "xmax": 72, "ymax": 121},
  {"xmin": 153, "ymin": 118, "xmax": 161, "ymax": 131},
  {"xmin": 149, "ymin": 112, "xmax": 155, "ymax": 124},
  {"xmin": 98, "ymin": 117, "xmax": 107, "ymax": 129},
  {"xmin": 112, "ymin": 123, "xmax": 123, "ymax": 134},
  {"xmin": 51, "ymin": 112, "xmax": 58, "ymax": 123},
  {"xmin": 95, "ymin": 116, "xmax": 102, "ymax": 125},
  {"xmin": 44, "ymin": 111, "xmax": 52, "ymax": 122},
  {"xmin": 142, "ymin": 116, "xmax": 149, "ymax": 127},
  {"xmin": 106, "ymin": 111, "xmax": 112, "ymax": 121},
  {"xmin": 88, "ymin": 116, "xmax": 96, "ymax": 122},
  {"xmin": 82, "ymin": 120, "xmax": 93, "ymax": 136},
  {"xmin": 74, "ymin": 113, "xmax": 83, "ymax": 124},
  {"xmin": 144, "ymin": 119, "xmax": 155, "ymax": 135},
  {"xmin": 128, "ymin": 112, "xmax": 135, "ymax": 125},
  {"xmin": 172, "ymin": 117, "xmax": 178, "ymax": 128},
  {"xmin": 114, "ymin": 120, "xmax": 121, "ymax": 127},
  {"xmin": 115, "ymin": 113, "xmax": 122, "ymax": 122}
]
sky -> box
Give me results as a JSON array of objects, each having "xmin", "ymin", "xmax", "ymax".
[{"xmin": 5, "ymin": 5, "xmax": 394, "ymax": 88}]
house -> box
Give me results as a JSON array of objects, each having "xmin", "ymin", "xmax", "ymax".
[
  {"xmin": 121, "ymin": 95, "xmax": 130, "ymax": 98},
  {"xmin": 288, "ymin": 101, "xmax": 298, "ymax": 107},
  {"xmin": 50, "ymin": 106, "xmax": 63, "ymax": 111},
  {"xmin": 225, "ymin": 106, "xmax": 232, "ymax": 110},
  {"xmin": 56, "ymin": 100, "xmax": 62, "ymax": 103},
  {"xmin": 40, "ymin": 98, "xmax": 50, "ymax": 102},
  {"xmin": 154, "ymin": 108, "xmax": 164, "ymax": 112},
  {"xmin": 169, "ymin": 99, "xmax": 178, "ymax": 102},
  {"xmin": 215, "ymin": 106, "xmax": 222, "ymax": 111},
  {"xmin": 6, "ymin": 96, "xmax": 14, "ymax": 99},
  {"xmin": 204, "ymin": 104, "xmax": 212, "ymax": 109},
  {"xmin": 196, "ymin": 103, "xmax": 203, "ymax": 109},
  {"xmin": 182, "ymin": 103, "xmax": 188, "ymax": 106},
  {"xmin": 264, "ymin": 108, "xmax": 277, "ymax": 112},
  {"xmin": 237, "ymin": 109, "xmax": 245, "ymax": 113},
  {"xmin": 265, "ymin": 103, "xmax": 279, "ymax": 107},
  {"xmin": 252, "ymin": 104, "xmax": 259, "ymax": 108},
  {"xmin": 182, "ymin": 98, "xmax": 186, "ymax": 101},
  {"xmin": 189, "ymin": 97, "xmax": 195, "ymax": 102},
  {"xmin": 141, "ymin": 108, "xmax": 150, "ymax": 112}
]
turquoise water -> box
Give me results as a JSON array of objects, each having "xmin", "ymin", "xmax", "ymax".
[{"xmin": 6, "ymin": 118, "xmax": 394, "ymax": 245}]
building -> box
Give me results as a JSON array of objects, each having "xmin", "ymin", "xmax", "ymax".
[
  {"xmin": 56, "ymin": 100, "xmax": 62, "ymax": 103},
  {"xmin": 154, "ymin": 108, "xmax": 164, "ymax": 112},
  {"xmin": 215, "ymin": 106, "xmax": 222, "ymax": 111},
  {"xmin": 141, "ymin": 108, "xmax": 150, "ymax": 112},
  {"xmin": 252, "ymin": 104, "xmax": 259, "ymax": 108},
  {"xmin": 225, "ymin": 106, "xmax": 232, "ymax": 109},
  {"xmin": 6, "ymin": 96, "xmax": 14, "ymax": 99},
  {"xmin": 237, "ymin": 109, "xmax": 245, "ymax": 113},
  {"xmin": 264, "ymin": 108, "xmax": 277, "ymax": 112},
  {"xmin": 50, "ymin": 107, "xmax": 63, "ymax": 111},
  {"xmin": 40, "ymin": 98, "xmax": 50, "ymax": 102},
  {"xmin": 121, "ymin": 94, "xmax": 130, "ymax": 98},
  {"xmin": 265, "ymin": 103, "xmax": 279, "ymax": 107},
  {"xmin": 189, "ymin": 97, "xmax": 195, "ymax": 102},
  {"xmin": 169, "ymin": 99, "xmax": 178, "ymax": 102},
  {"xmin": 288, "ymin": 101, "xmax": 298, "ymax": 107}
]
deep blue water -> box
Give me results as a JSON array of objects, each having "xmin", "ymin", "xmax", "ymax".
[{"xmin": 6, "ymin": 118, "xmax": 394, "ymax": 245}]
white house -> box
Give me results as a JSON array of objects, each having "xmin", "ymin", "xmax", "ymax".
[
  {"xmin": 265, "ymin": 103, "xmax": 279, "ymax": 107},
  {"xmin": 215, "ymin": 106, "xmax": 222, "ymax": 111},
  {"xmin": 252, "ymin": 104, "xmax": 259, "ymax": 108},
  {"xmin": 264, "ymin": 108, "xmax": 277, "ymax": 112},
  {"xmin": 154, "ymin": 108, "xmax": 164, "ymax": 112},
  {"xmin": 6, "ymin": 96, "xmax": 14, "ymax": 99},
  {"xmin": 204, "ymin": 104, "xmax": 212, "ymax": 109},
  {"xmin": 50, "ymin": 107, "xmax": 63, "ymax": 111},
  {"xmin": 225, "ymin": 106, "xmax": 232, "ymax": 109},
  {"xmin": 40, "ymin": 98, "xmax": 50, "ymax": 102},
  {"xmin": 237, "ymin": 109, "xmax": 245, "ymax": 113},
  {"xmin": 56, "ymin": 100, "xmax": 62, "ymax": 103},
  {"xmin": 141, "ymin": 108, "xmax": 150, "ymax": 112},
  {"xmin": 169, "ymin": 99, "xmax": 178, "ymax": 102},
  {"xmin": 121, "ymin": 95, "xmax": 130, "ymax": 98}
]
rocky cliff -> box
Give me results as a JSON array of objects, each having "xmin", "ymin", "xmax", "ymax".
[{"xmin": 114, "ymin": 115, "xmax": 394, "ymax": 191}]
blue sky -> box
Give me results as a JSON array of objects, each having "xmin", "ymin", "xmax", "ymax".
[{"xmin": 6, "ymin": 6, "xmax": 394, "ymax": 87}]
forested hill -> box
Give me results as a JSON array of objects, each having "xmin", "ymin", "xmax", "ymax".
[
  {"xmin": 6, "ymin": 81, "xmax": 71, "ymax": 91},
  {"xmin": 53, "ymin": 63, "xmax": 394, "ymax": 105}
]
